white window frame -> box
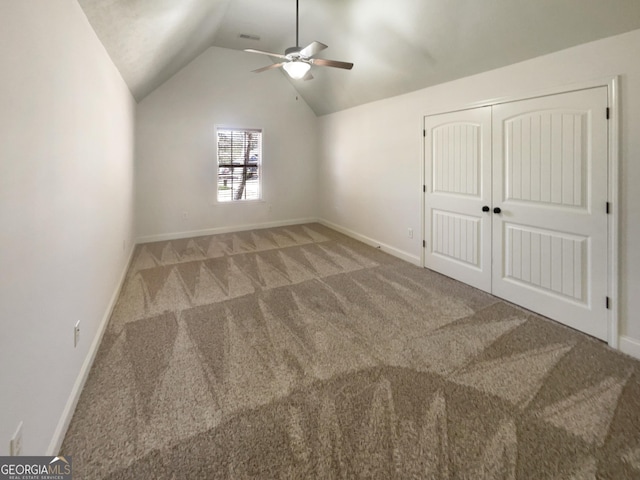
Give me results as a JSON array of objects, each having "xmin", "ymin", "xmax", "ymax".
[{"xmin": 215, "ymin": 126, "xmax": 263, "ymax": 203}]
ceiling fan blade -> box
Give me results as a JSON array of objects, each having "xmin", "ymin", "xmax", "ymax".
[
  {"xmin": 244, "ymin": 48, "xmax": 287, "ymax": 60},
  {"xmin": 311, "ymin": 58, "xmax": 354, "ymax": 70},
  {"xmin": 299, "ymin": 41, "xmax": 328, "ymax": 58},
  {"xmin": 252, "ymin": 63, "xmax": 285, "ymax": 73}
]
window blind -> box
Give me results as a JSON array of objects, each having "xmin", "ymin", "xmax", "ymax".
[{"xmin": 216, "ymin": 128, "xmax": 262, "ymax": 202}]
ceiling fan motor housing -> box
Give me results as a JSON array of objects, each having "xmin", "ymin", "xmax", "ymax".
[{"xmin": 285, "ymin": 46, "xmax": 303, "ymax": 59}]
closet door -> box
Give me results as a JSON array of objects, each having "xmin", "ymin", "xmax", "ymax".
[
  {"xmin": 491, "ymin": 87, "xmax": 609, "ymax": 340},
  {"xmin": 424, "ymin": 107, "xmax": 492, "ymax": 292}
]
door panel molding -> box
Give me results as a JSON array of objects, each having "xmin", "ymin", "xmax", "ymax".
[
  {"xmin": 431, "ymin": 209, "xmax": 482, "ymax": 268},
  {"xmin": 503, "ymin": 222, "xmax": 588, "ymax": 304}
]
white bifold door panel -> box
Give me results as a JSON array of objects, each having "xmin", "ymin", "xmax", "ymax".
[
  {"xmin": 424, "ymin": 87, "xmax": 609, "ymax": 340},
  {"xmin": 491, "ymin": 87, "xmax": 609, "ymax": 340},
  {"xmin": 424, "ymin": 107, "xmax": 493, "ymax": 292}
]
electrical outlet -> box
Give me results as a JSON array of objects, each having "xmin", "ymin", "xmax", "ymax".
[
  {"xmin": 10, "ymin": 422, "xmax": 23, "ymax": 456},
  {"xmin": 74, "ymin": 321, "xmax": 80, "ymax": 348},
  {"xmin": 408, "ymin": 228, "xmax": 413, "ymax": 239}
]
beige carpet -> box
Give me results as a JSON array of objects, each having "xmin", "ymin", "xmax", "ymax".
[{"xmin": 61, "ymin": 223, "xmax": 640, "ymax": 479}]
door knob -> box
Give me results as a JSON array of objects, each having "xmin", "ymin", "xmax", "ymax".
[
  {"xmin": 482, "ymin": 205, "xmax": 490, "ymax": 212},
  {"xmin": 493, "ymin": 207, "xmax": 502, "ymax": 214}
]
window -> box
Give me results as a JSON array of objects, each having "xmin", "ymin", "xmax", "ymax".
[{"xmin": 216, "ymin": 127, "xmax": 262, "ymax": 202}]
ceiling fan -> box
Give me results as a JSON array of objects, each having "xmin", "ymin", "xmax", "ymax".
[{"xmin": 244, "ymin": 0, "xmax": 354, "ymax": 80}]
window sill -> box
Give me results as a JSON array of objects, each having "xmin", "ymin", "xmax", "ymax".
[{"xmin": 213, "ymin": 199, "xmax": 266, "ymax": 206}]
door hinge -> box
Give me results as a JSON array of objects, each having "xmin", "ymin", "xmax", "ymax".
[
  {"xmin": 606, "ymin": 296, "xmax": 611, "ymax": 309},
  {"xmin": 423, "ymin": 240, "xmax": 426, "ymax": 248},
  {"xmin": 423, "ymin": 185, "xmax": 426, "ymax": 193},
  {"xmin": 606, "ymin": 202, "xmax": 611, "ymax": 214},
  {"xmin": 423, "ymin": 129, "xmax": 426, "ymax": 137},
  {"xmin": 606, "ymin": 107, "xmax": 610, "ymax": 120}
]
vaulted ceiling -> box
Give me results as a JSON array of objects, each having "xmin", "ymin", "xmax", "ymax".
[{"xmin": 78, "ymin": 0, "xmax": 640, "ymax": 115}]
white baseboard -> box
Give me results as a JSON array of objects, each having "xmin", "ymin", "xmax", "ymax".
[
  {"xmin": 318, "ymin": 218, "xmax": 421, "ymax": 266},
  {"xmin": 136, "ymin": 217, "xmax": 319, "ymax": 244},
  {"xmin": 47, "ymin": 245, "xmax": 136, "ymax": 456},
  {"xmin": 619, "ymin": 336, "xmax": 640, "ymax": 361}
]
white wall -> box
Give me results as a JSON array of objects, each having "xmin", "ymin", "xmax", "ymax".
[
  {"xmin": 318, "ymin": 29, "xmax": 640, "ymax": 349},
  {"xmin": 135, "ymin": 46, "xmax": 319, "ymax": 241},
  {"xmin": 0, "ymin": 1, "xmax": 135, "ymax": 455}
]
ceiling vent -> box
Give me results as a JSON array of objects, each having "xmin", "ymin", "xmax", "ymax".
[{"xmin": 239, "ymin": 33, "xmax": 260, "ymax": 41}]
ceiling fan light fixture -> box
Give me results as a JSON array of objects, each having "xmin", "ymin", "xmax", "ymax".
[{"xmin": 283, "ymin": 61, "xmax": 310, "ymax": 79}]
